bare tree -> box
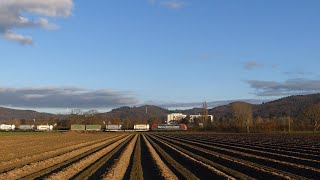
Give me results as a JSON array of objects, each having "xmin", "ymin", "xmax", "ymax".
[
  {"xmin": 303, "ymin": 103, "xmax": 320, "ymax": 133},
  {"xmin": 203, "ymin": 101, "xmax": 208, "ymax": 127},
  {"xmin": 231, "ymin": 102, "xmax": 253, "ymax": 133}
]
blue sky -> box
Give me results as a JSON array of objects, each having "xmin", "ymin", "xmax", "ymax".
[{"xmin": 0, "ymin": 0, "xmax": 320, "ymax": 113}]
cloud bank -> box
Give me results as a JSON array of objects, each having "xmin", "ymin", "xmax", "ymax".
[
  {"xmin": 247, "ymin": 78, "xmax": 320, "ymax": 96},
  {"xmin": 0, "ymin": 0, "xmax": 73, "ymax": 44},
  {"xmin": 0, "ymin": 86, "xmax": 138, "ymax": 108}
]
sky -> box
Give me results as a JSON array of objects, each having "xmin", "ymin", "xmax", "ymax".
[{"xmin": 0, "ymin": 0, "xmax": 320, "ymax": 113}]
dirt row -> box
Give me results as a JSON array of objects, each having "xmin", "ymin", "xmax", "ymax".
[
  {"xmin": 0, "ymin": 132, "xmax": 117, "ymax": 162},
  {"xmin": 1, "ymin": 132, "xmax": 319, "ymax": 179},
  {"xmin": 0, "ymin": 134, "xmax": 128, "ymax": 179},
  {"xmin": 160, "ymin": 134, "xmax": 320, "ymax": 167},
  {"xmin": 191, "ymin": 134, "xmax": 320, "ymax": 155},
  {"xmin": 152, "ymin": 134, "xmax": 320, "ymax": 179}
]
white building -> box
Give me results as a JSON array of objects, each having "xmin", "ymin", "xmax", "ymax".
[
  {"xmin": 167, "ymin": 113, "xmax": 187, "ymax": 124},
  {"xmin": 189, "ymin": 115, "xmax": 214, "ymax": 123}
]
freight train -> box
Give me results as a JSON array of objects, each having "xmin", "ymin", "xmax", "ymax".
[
  {"xmin": 69, "ymin": 123, "xmax": 188, "ymax": 132},
  {"xmin": 0, "ymin": 124, "xmax": 54, "ymax": 131}
]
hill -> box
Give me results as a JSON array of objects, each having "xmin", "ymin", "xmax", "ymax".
[
  {"xmin": 0, "ymin": 107, "xmax": 60, "ymax": 122},
  {"xmin": 1, "ymin": 93, "xmax": 320, "ymax": 125},
  {"xmin": 99, "ymin": 105, "xmax": 170, "ymax": 124},
  {"xmin": 209, "ymin": 93, "xmax": 320, "ymax": 119}
]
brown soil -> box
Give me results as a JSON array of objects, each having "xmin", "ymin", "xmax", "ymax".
[
  {"xmin": 142, "ymin": 134, "xmax": 178, "ymax": 180},
  {"xmin": 46, "ymin": 135, "xmax": 131, "ymax": 180},
  {"xmin": 102, "ymin": 134, "xmax": 138, "ymax": 180}
]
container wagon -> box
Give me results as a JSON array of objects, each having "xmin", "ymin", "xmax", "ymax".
[
  {"xmin": 105, "ymin": 124, "xmax": 122, "ymax": 132},
  {"xmin": 0, "ymin": 124, "xmax": 15, "ymax": 131},
  {"xmin": 134, "ymin": 124, "xmax": 150, "ymax": 131},
  {"xmin": 37, "ymin": 125, "xmax": 53, "ymax": 131},
  {"xmin": 18, "ymin": 125, "xmax": 35, "ymax": 131},
  {"xmin": 71, "ymin": 124, "xmax": 86, "ymax": 131},
  {"xmin": 85, "ymin": 125, "xmax": 102, "ymax": 131},
  {"xmin": 151, "ymin": 124, "xmax": 187, "ymax": 131}
]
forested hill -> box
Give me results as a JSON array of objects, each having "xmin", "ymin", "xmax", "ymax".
[
  {"xmin": 98, "ymin": 105, "xmax": 170, "ymax": 124},
  {"xmin": 0, "ymin": 107, "xmax": 59, "ymax": 121},
  {"xmin": 209, "ymin": 93, "xmax": 320, "ymax": 118}
]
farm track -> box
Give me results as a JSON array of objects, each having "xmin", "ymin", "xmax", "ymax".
[
  {"xmin": 153, "ymin": 134, "xmax": 320, "ymax": 179},
  {"xmin": 0, "ymin": 132, "xmax": 319, "ymax": 179}
]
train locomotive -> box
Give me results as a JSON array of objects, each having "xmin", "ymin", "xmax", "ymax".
[{"xmin": 151, "ymin": 124, "xmax": 187, "ymax": 131}]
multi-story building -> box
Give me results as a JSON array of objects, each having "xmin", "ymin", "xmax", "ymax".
[
  {"xmin": 167, "ymin": 113, "xmax": 187, "ymax": 124},
  {"xmin": 189, "ymin": 114, "xmax": 214, "ymax": 123}
]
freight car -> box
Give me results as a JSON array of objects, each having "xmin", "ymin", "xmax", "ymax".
[
  {"xmin": 36, "ymin": 125, "xmax": 54, "ymax": 131},
  {"xmin": 134, "ymin": 124, "xmax": 150, "ymax": 131},
  {"xmin": 71, "ymin": 124, "xmax": 86, "ymax": 131},
  {"xmin": 0, "ymin": 124, "xmax": 15, "ymax": 131},
  {"xmin": 151, "ymin": 124, "xmax": 187, "ymax": 131},
  {"xmin": 85, "ymin": 125, "xmax": 102, "ymax": 131},
  {"xmin": 105, "ymin": 124, "xmax": 122, "ymax": 132},
  {"xmin": 18, "ymin": 125, "xmax": 35, "ymax": 131}
]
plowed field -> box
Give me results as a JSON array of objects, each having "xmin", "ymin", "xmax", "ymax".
[{"xmin": 0, "ymin": 132, "xmax": 319, "ymax": 179}]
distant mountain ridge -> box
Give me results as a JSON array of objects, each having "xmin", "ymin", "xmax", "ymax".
[
  {"xmin": 0, "ymin": 107, "xmax": 59, "ymax": 122},
  {"xmin": 1, "ymin": 93, "xmax": 320, "ymax": 122}
]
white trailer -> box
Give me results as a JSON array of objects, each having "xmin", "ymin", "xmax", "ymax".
[
  {"xmin": 134, "ymin": 124, "xmax": 150, "ymax": 131},
  {"xmin": 0, "ymin": 124, "xmax": 15, "ymax": 131},
  {"xmin": 18, "ymin": 125, "xmax": 35, "ymax": 131},
  {"xmin": 37, "ymin": 125, "xmax": 53, "ymax": 131},
  {"xmin": 105, "ymin": 124, "xmax": 122, "ymax": 132}
]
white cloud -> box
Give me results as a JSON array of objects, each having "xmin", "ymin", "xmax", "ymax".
[
  {"xmin": 4, "ymin": 31, "xmax": 33, "ymax": 45},
  {"xmin": 0, "ymin": 0, "xmax": 73, "ymax": 44},
  {"xmin": 247, "ymin": 78, "xmax": 320, "ymax": 96}
]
